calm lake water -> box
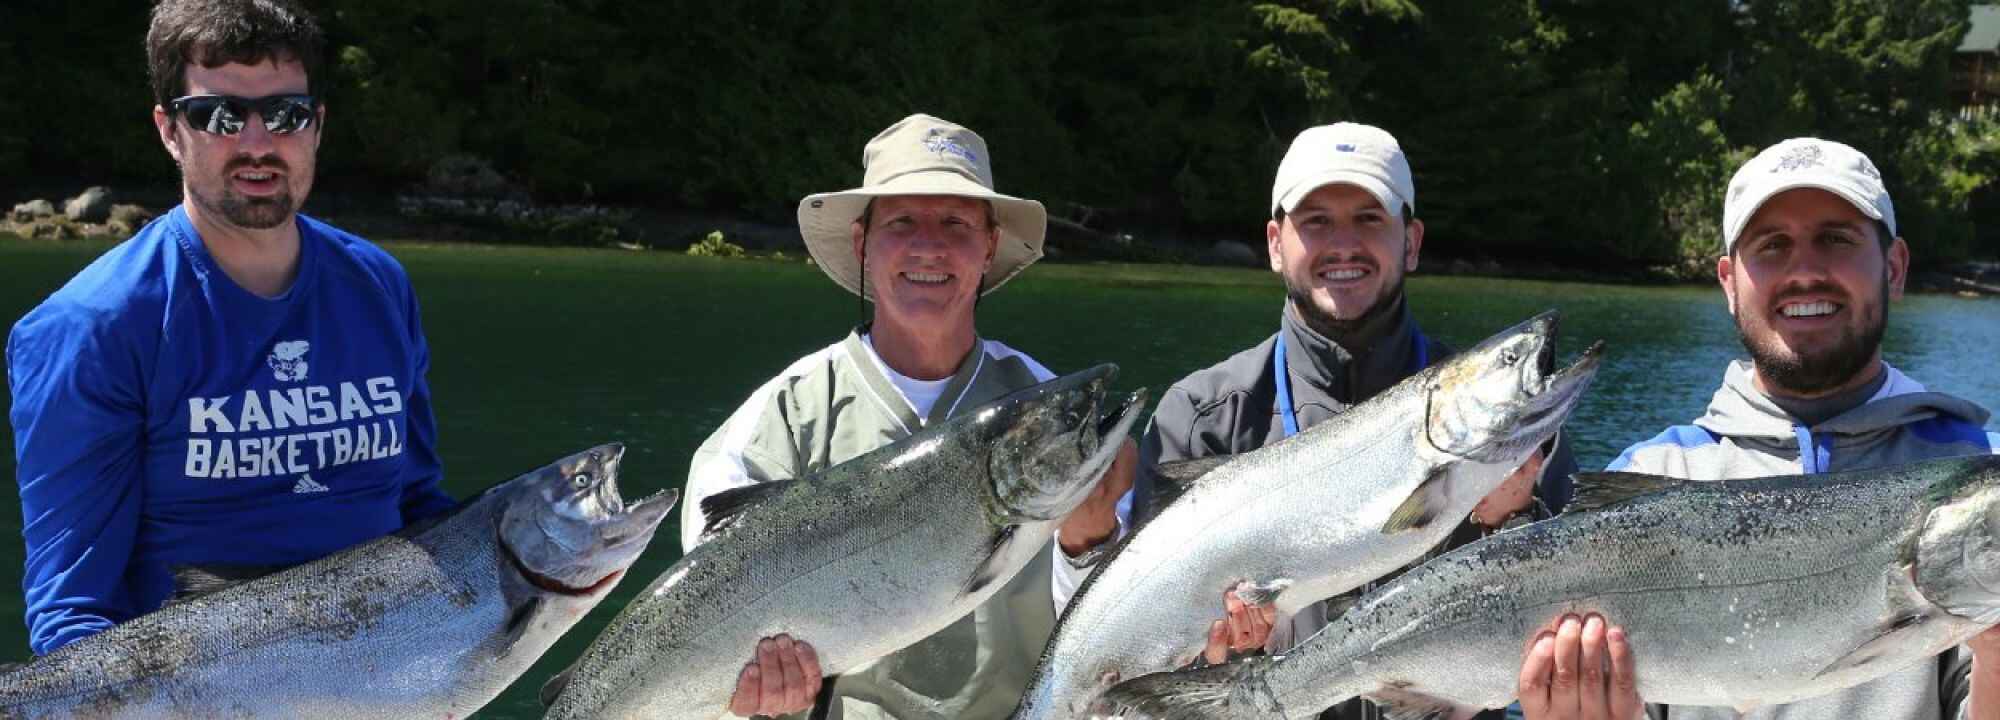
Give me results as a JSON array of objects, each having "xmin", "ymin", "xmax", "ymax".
[{"xmin": 3, "ymin": 237, "xmax": 1999, "ymax": 716}]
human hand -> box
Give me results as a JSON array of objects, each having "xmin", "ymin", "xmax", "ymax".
[
  {"xmin": 728, "ymin": 634, "xmax": 823, "ymax": 717},
  {"xmin": 1473, "ymin": 446, "xmax": 1544, "ymax": 528},
  {"xmin": 1971, "ymin": 623, "xmax": 2000, "ymax": 660},
  {"xmin": 1060, "ymin": 438, "xmax": 1137, "ymax": 556},
  {"xmin": 1201, "ymin": 586, "xmax": 1277, "ymax": 664},
  {"xmin": 1518, "ymin": 614, "xmax": 1641, "ymax": 720}
]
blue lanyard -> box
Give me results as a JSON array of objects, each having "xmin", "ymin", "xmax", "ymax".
[{"xmin": 1274, "ymin": 328, "xmax": 1429, "ymax": 438}]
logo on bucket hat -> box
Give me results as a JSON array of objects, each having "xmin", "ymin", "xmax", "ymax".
[{"xmin": 923, "ymin": 128, "xmax": 980, "ymax": 164}]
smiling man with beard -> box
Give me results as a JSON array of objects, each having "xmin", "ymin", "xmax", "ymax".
[
  {"xmin": 6, "ymin": 0, "xmax": 454, "ymax": 657},
  {"xmin": 1127, "ymin": 122, "xmax": 1577, "ymax": 720},
  {"xmin": 1514, "ymin": 138, "xmax": 2000, "ymax": 720}
]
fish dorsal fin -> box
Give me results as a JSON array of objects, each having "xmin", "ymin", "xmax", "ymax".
[
  {"xmin": 699, "ymin": 480, "xmax": 799, "ymax": 539},
  {"xmin": 1147, "ymin": 456, "xmax": 1232, "ymax": 511},
  {"xmin": 1366, "ymin": 686, "xmax": 1463, "ymax": 720},
  {"xmin": 1382, "ymin": 466, "xmax": 1451, "ymax": 534},
  {"xmin": 1322, "ymin": 592, "xmax": 1362, "ymax": 623},
  {"xmin": 1154, "ymin": 456, "xmax": 1230, "ymax": 486},
  {"xmin": 165, "ymin": 564, "xmax": 282, "ymax": 607},
  {"xmin": 1565, "ymin": 472, "xmax": 1685, "ymax": 513}
]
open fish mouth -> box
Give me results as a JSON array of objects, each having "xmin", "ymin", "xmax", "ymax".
[
  {"xmin": 1514, "ymin": 310, "xmax": 1560, "ymax": 400},
  {"xmin": 1535, "ymin": 317, "xmax": 1558, "ymax": 379},
  {"xmin": 1080, "ymin": 387, "xmax": 1148, "ymax": 464},
  {"xmin": 1513, "ymin": 339, "xmax": 1605, "ymax": 437},
  {"xmin": 599, "ymin": 489, "xmax": 677, "ymax": 549},
  {"xmin": 588, "ymin": 442, "xmax": 629, "ymax": 512},
  {"xmin": 600, "ymin": 492, "xmax": 680, "ymax": 548},
  {"xmin": 1097, "ymin": 390, "xmax": 1146, "ymax": 438}
]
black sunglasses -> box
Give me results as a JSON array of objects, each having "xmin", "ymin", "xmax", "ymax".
[{"xmin": 168, "ymin": 94, "xmax": 319, "ymax": 136}]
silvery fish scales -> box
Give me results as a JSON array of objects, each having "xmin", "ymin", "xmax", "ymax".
[
  {"xmin": 0, "ymin": 443, "xmax": 672, "ymax": 719},
  {"xmin": 544, "ymin": 365, "xmax": 1146, "ymax": 719},
  {"xmin": 1014, "ymin": 311, "xmax": 1602, "ymax": 719},
  {"xmin": 1106, "ymin": 454, "xmax": 2000, "ymax": 719}
]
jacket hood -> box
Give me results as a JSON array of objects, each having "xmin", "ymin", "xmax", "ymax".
[{"xmin": 1693, "ymin": 359, "xmax": 1989, "ymax": 441}]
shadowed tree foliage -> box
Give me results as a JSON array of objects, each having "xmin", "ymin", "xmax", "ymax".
[{"xmin": 2, "ymin": 0, "xmax": 1996, "ymax": 271}]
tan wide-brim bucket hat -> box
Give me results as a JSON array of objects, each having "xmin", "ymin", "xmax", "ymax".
[{"xmin": 798, "ymin": 113, "xmax": 1047, "ymax": 300}]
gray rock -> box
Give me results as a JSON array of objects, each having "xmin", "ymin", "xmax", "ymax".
[
  {"xmin": 109, "ymin": 203, "xmax": 154, "ymax": 227},
  {"xmin": 29, "ymin": 219, "xmax": 80, "ymax": 241},
  {"xmin": 64, "ymin": 187, "xmax": 112, "ymax": 223},
  {"xmin": 424, "ymin": 155, "xmax": 515, "ymax": 198},
  {"xmin": 11, "ymin": 199, "xmax": 55, "ymax": 222},
  {"xmin": 1206, "ymin": 240, "xmax": 1260, "ymax": 267}
]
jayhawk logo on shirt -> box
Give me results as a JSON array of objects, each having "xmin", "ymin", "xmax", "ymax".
[{"xmin": 268, "ymin": 340, "xmax": 310, "ymax": 382}]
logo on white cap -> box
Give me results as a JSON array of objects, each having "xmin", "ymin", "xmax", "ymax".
[
  {"xmin": 1772, "ymin": 144, "xmax": 1824, "ymax": 173},
  {"xmin": 1721, "ymin": 137, "xmax": 1894, "ymax": 254},
  {"xmin": 1271, "ymin": 122, "xmax": 1415, "ymax": 219}
]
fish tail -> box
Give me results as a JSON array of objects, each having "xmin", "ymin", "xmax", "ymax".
[{"xmin": 1101, "ymin": 658, "xmax": 1287, "ymax": 720}]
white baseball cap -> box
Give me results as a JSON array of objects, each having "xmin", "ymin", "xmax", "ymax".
[
  {"xmin": 1721, "ymin": 137, "xmax": 1895, "ymax": 254},
  {"xmin": 1271, "ymin": 122, "xmax": 1415, "ymax": 218}
]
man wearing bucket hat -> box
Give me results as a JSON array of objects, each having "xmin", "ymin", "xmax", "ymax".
[
  {"xmin": 1514, "ymin": 138, "xmax": 2000, "ymax": 720},
  {"xmin": 681, "ymin": 113, "xmax": 1135, "ymax": 719},
  {"xmin": 1128, "ymin": 121, "xmax": 1577, "ymax": 720}
]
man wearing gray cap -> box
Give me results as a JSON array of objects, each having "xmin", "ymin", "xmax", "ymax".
[
  {"xmin": 1516, "ymin": 138, "xmax": 2000, "ymax": 720},
  {"xmin": 680, "ymin": 113, "xmax": 1134, "ymax": 719},
  {"xmin": 1130, "ymin": 122, "xmax": 1576, "ymax": 720}
]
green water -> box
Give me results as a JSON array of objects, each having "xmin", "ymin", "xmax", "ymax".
[{"xmin": 4, "ymin": 236, "xmax": 1999, "ymax": 716}]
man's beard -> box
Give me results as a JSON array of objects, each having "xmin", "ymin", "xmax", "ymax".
[
  {"xmin": 1735, "ymin": 277, "xmax": 1888, "ymax": 396},
  {"xmin": 1286, "ymin": 265, "xmax": 1406, "ymax": 340},
  {"xmin": 188, "ymin": 158, "xmax": 297, "ymax": 230}
]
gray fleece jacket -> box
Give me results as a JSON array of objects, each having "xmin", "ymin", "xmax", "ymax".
[{"xmin": 1610, "ymin": 359, "xmax": 1997, "ymax": 720}]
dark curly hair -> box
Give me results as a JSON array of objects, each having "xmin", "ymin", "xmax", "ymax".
[{"xmin": 146, "ymin": 0, "xmax": 324, "ymax": 108}]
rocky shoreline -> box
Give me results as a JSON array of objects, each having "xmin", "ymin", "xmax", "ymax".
[
  {"xmin": 9, "ymin": 187, "xmax": 159, "ymax": 242},
  {"xmin": 8, "ymin": 185, "xmax": 1999, "ymax": 298}
]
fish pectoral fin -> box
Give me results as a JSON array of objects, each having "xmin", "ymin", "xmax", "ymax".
[
  {"xmin": 538, "ymin": 662, "xmax": 575, "ymax": 708},
  {"xmin": 502, "ymin": 596, "xmax": 543, "ymax": 645},
  {"xmin": 965, "ymin": 525, "xmax": 1022, "ymax": 597},
  {"xmin": 164, "ymin": 564, "xmax": 285, "ymax": 607},
  {"xmin": 1815, "ymin": 610, "xmax": 1941, "ymax": 679},
  {"xmin": 1365, "ymin": 686, "xmax": 1465, "ymax": 720},
  {"xmin": 1231, "ymin": 578, "xmax": 1295, "ymax": 608},
  {"xmin": 698, "ymin": 479, "xmax": 800, "ymax": 539},
  {"xmin": 1564, "ymin": 472, "xmax": 1684, "ymax": 513},
  {"xmin": 1102, "ymin": 659, "xmax": 1280, "ymax": 719},
  {"xmin": 1382, "ymin": 467, "xmax": 1451, "ymax": 534}
]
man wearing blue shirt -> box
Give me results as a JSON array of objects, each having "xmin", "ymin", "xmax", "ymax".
[{"xmin": 5, "ymin": 0, "xmax": 455, "ymax": 655}]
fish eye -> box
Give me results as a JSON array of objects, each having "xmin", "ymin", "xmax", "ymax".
[
  {"xmin": 1500, "ymin": 349, "xmax": 1521, "ymax": 366},
  {"xmin": 571, "ymin": 472, "xmax": 591, "ymax": 488}
]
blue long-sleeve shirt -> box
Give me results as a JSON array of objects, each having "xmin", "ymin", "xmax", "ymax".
[{"xmin": 5, "ymin": 206, "xmax": 456, "ymax": 655}]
